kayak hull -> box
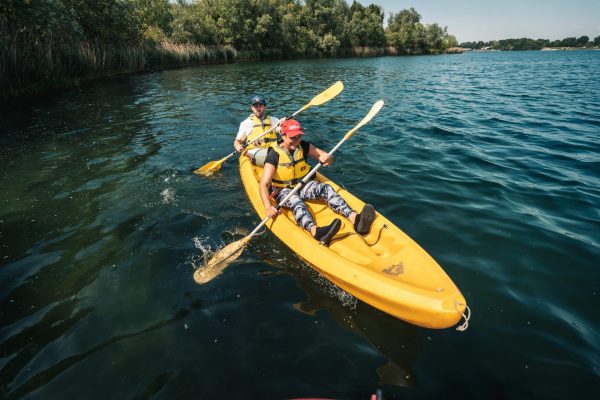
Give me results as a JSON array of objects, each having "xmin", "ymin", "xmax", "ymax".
[{"xmin": 239, "ymin": 155, "xmax": 466, "ymax": 329}]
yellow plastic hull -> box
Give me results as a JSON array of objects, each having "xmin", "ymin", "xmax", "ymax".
[{"xmin": 239, "ymin": 156, "xmax": 467, "ymax": 329}]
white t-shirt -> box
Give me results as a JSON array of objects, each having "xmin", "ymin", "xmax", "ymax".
[{"xmin": 236, "ymin": 115, "xmax": 280, "ymax": 142}]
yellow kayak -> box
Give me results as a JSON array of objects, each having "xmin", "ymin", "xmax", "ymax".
[{"xmin": 239, "ymin": 155, "xmax": 467, "ymax": 329}]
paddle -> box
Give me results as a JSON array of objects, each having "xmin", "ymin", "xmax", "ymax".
[
  {"xmin": 194, "ymin": 81, "xmax": 344, "ymax": 176},
  {"xmin": 193, "ymin": 100, "xmax": 385, "ymax": 284}
]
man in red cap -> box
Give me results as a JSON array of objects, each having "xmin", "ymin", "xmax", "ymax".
[{"xmin": 259, "ymin": 119, "xmax": 375, "ymax": 246}]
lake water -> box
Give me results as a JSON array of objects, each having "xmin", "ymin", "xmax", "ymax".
[{"xmin": 1, "ymin": 50, "xmax": 599, "ymax": 399}]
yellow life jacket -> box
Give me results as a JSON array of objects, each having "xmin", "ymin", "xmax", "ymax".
[
  {"xmin": 244, "ymin": 115, "xmax": 277, "ymax": 150},
  {"xmin": 271, "ymin": 145, "xmax": 310, "ymax": 188}
]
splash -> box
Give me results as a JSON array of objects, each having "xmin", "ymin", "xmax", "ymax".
[
  {"xmin": 193, "ymin": 237, "xmax": 250, "ymax": 284},
  {"xmin": 191, "ymin": 229, "xmax": 252, "ymax": 284},
  {"xmin": 322, "ymin": 279, "xmax": 357, "ymax": 310},
  {"xmin": 162, "ymin": 171, "xmax": 178, "ymax": 183},
  {"xmin": 160, "ymin": 188, "xmax": 176, "ymax": 204},
  {"xmin": 192, "ymin": 236, "xmax": 213, "ymax": 265},
  {"xmin": 302, "ymin": 263, "xmax": 358, "ymax": 311},
  {"xmin": 192, "ymin": 236, "xmax": 210, "ymax": 252}
]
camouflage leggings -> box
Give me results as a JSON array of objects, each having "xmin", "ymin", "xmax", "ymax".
[{"xmin": 274, "ymin": 180, "xmax": 354, "ymax": 231}]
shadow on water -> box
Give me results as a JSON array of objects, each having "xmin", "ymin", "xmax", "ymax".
[
  {"xmin": 292, "ymin": 270, "xmax": 422, "ymax": 389},
  {"xmin": 0, "ymin": 300, "xmax": 94, "ymax": 397},
  {"xmin": 1, "ymin": 304, "xmax": 196, "ymax": 400},
  {"xmin": 253, "ymin": 240, "xmax": 422, "ymax": 390},
  {"xmin": 0, "ymin": 74, "xmax": 182, "ymax": 398}
]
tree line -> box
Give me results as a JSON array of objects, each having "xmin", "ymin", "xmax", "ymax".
[
  {"xmin": 460, "ymin": 35, "xmax": 600, "ymax": 51},
  {"xmin": 167, "ymin": 1, "xmax": 458, "ymax": 55},
  {"xmin": 1, "ymin": 0, "xmax": 458, "ymax": 99}
]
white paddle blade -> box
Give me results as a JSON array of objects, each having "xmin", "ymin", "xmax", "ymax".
[{"xmin": 344, "ymin": 100, "xmax": 384, "ymax": 140}]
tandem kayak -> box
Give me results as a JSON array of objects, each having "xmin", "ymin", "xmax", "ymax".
[{"xmin": 239, "ymin": 155, "xmax": 468, "ymax": 329}]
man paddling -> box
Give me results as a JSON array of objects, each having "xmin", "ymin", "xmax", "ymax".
[
  {"xmin": 234, "ymin": 95, "xmax": 285, "ymax": 165},
  {"xmin": 259, "ymin": 119, "xmax": 376, "ymax": 246}
]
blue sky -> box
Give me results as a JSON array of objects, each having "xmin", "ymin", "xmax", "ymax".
[{"xmin": 357, "ymin": 0, "xmax": 600, "ymax": 42}]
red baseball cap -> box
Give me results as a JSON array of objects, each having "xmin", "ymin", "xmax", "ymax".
[{"xmin": 280, "ymin": 119, "xmax": 304, "ymax": 137}]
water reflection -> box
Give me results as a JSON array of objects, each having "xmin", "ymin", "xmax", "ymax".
[
  {"xmin": 254, "ymin": 243, "xmax": 421, "ymax": 389},
  {"xmin": 2, "ymin": 52, "xmax": 599, "ymax": 399},
  {"xmin": 1, "ymin": 304, "xmax": 194, "ymax": 399}
]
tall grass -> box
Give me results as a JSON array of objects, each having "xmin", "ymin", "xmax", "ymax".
[
  {"xmin": 147, "ymin": 42, "xmax": 237, "ymax": 68},
  {"xmin": 236, "ymin": 48, "xmax": 286, "ymax": 61},
  {"xmin": 0, "ymin": 21, "xmax": 237, "ymax": 100},
  {"xmin": 0, "ymin": 23, "xmax": 147, "ymax": 98},
  {"xmin": 351, "ymin": 46, "xmax": 387, "ymax": 57},
  {"xmin": 445, "ymin": 47, "xmax": 465, "ymax": 54}
]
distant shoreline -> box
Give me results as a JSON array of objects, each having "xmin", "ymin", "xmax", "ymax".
[
  {"xmin": 459, "ymin": 36, "xmax": 600, "ymax": 52},
  {"xmin": 540, "ymin": 47, "xmax": 600, "ymax": 51},
  {"xmin": 458, "ymin": 47, "xmax": 599, "ymax": 52}
]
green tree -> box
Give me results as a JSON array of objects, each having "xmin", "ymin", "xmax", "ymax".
[
  {"xmin": 495, "ymin": 38, "xmax": 547, "ymax": 51},
  {"xmin": 130, "ymin": 0, "xmax": 173, "ymax": 41},
  {"xmin": 560, "ymin": 37, "xmax": 577, "ymax": 47},
  {"xmin": 302, "ymin": 0, "xmax": 350, "ymax": 54},
  {"xmin": 280, "ymin": 2, "xmax": 313, "ymax": 54},
  {"xmin": 348, "ymin": 2, "xmax": 385, "ymax": 47},
  {"xmin": 251, "ymin": 0, "xmax": 289, "ymax": 50},
  {"xmin": 319, "ymin": 32, "xmax": 341, "ymax": 54},
  {"xmin": 1, "ymin": 0, "xmax": 83, "ymax": 41},
  {"xmin": 424, "ymin": 23, "xmax": 445, "ymax": 53},
  {"xmin": 549, "ymin": 39, "xmax": 562, "ymax": 47},
  {"xmin": 594, "ymin": 36, "xmax": 600, "ymax": 46},
  {"xmin": 385, "ymin": 8, "xmax": 423, "ymax": 54},
  {"xmin": 62, "ymin": 0, "xmax": 141, "ymax": 44},
  {"xmin": 170, "ymin": 1, "xmax": 220, "ymax": 45},
  {"xmin": 576, "ymin": 35, "xmax": 589, "ymax": 47},
  {"xmin": 444, "ymin": 34, "xmax": 458, "ymax": 49},
  {"xmin": 536, "ymin": 38, "xmax": 550, "ymax": 48}
]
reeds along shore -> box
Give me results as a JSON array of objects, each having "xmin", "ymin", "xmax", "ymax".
[
  {"xmin": 2, "ymin": 38, "xmax": 461, "ymax": 101},
  {"xmin": 0, "ymin": 27, "xmax": 238, "ymax": 100}
]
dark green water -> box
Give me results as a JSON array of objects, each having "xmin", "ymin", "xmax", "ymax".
[{"xmin": 1, "ymin": 51, "xmax": 599, "ymax": 399}]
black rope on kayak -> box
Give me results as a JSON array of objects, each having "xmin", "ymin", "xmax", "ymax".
[
  {"xmin": 455, "ymin": 302, "xmax": 471, "ymax": 331},
  {"xmin": 364, "ymin": 224, "xmax": 388, "ymax": 246},
  {"xmin": 328, "ymin": 223, "xmax": 388, "ymax": 245},
  {"xmin": 327, "ymin": 223, "xmax": 388, "ymax": 245},
  {"xmin": 329, "ymin": 232, "xmax": 353, "ymax": 244}
]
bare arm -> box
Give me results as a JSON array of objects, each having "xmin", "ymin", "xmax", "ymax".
[
  {"xmin": 234, "ymin": 120, "xmax": 249, "ymax": 151},
  {"xmin": 260, "ymin": 163, "xmax": 279, "ymax": 218},
  {"xmin": 233, "ymin": 138, "xmax": 244, "ymax": 152},
  {"xmin": 308, "ymin": 143, "xmax": 334, "ymax": 166}
]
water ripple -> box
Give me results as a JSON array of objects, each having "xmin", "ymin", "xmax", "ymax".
[{"xmin": 1, "ymin": 50, "xmax": 599, "ymax": 399}]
